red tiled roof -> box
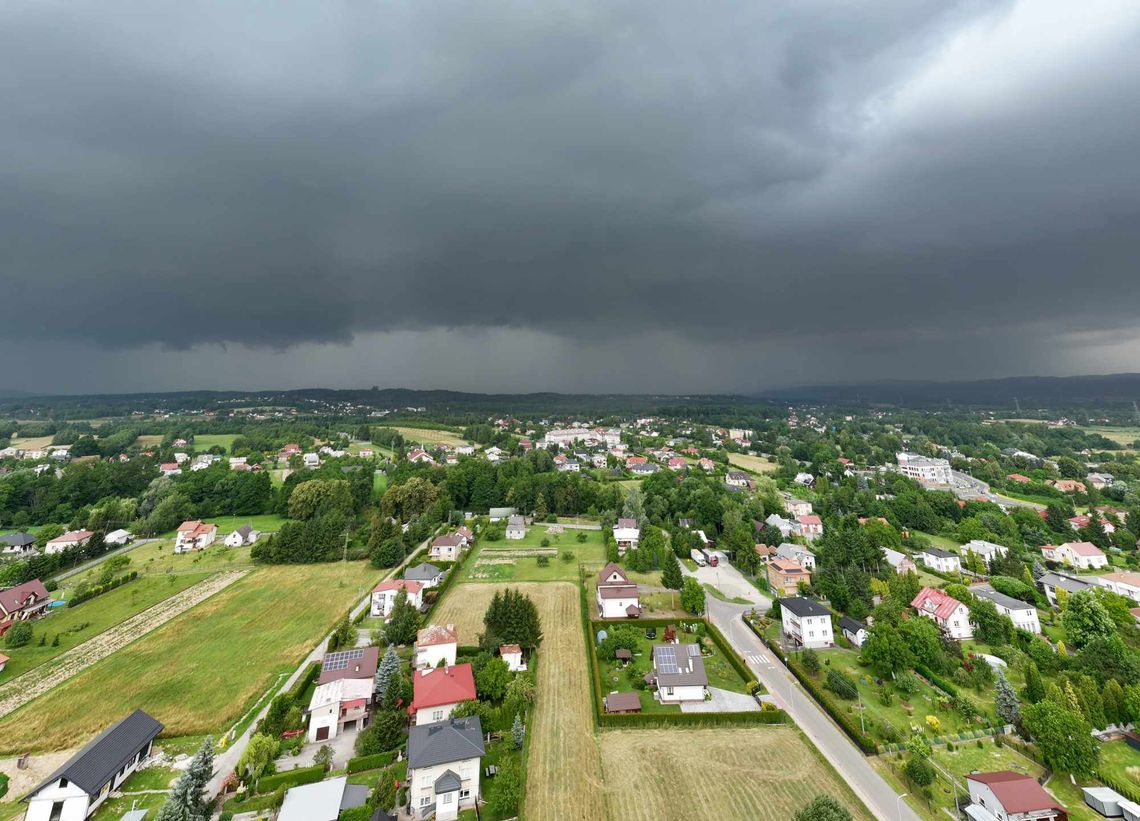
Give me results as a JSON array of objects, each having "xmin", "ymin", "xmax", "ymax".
[
  {"xmin": 412, "ymin": 664, "xmax": 476, "ymax": 710},
  {"xmin": 912, "ymin": 587, "xmax": 965, "ymax": 621},
  {"xmin": 417, "ymin": 624, "xmax": 458, "ymax": 647},
  {"xmin": 966, "ymin": 771, "xmax": 1065, "ymax": 814},
  {"xmin": 373, "ymin": 579, "xmax": 423, "ymax": 594},
  {"xmin": 47, "ymin": 530, "xmax": 94, "ymax": 545},
  {"xmin": 797, "ymin": 515, "xmax": 822, "ymax": 526}
]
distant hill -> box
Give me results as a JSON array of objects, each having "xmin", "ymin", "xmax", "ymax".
[{"xmin": 761, "ymin": 373, "xmax": 1140, "ymax": 407}]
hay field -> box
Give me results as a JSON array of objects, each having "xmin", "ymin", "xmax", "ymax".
[
  {"xmin": 386, "ymin": 426, "xmax": 471, "ymax": 448},
  {"xmin": 9, "ymin": 435, "xmax": 54, "ymax": 450},
  {"xmin": 728, "ymin": 452, "xmax": 778, "ymax": 473},
  {"xmin": 0, "ymin": 563, "xmax": 377, "ymax": 753},
  {"xmin": 599, "ymin": 727, "xmax": 871, "ymax": 821},
  {"xmin": 432, "ymin": 583, "xmax": 606, "ymax": 820}
]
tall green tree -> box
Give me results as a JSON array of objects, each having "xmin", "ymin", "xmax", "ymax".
[
  {"xmin": 1022, "ymin": 700, "xmax": 1099, "ymax": 777},
  {"xmin": 374, "ymin": 644, "xmax": 400, "ymax": 705},
  {"xmin": 661, "ymin": 550, "xmax": 684, "ymax": 590},
  {"xmin": 994, "ymin": 669, "xmax": 1021, "ymax": 726},
  {"xmin": 385, "ymin": 589, "xmax": 421, "ymax": 646},
  {"xmin": 794, "ymin": 794, "xmax": 853, "ymax": 821}
]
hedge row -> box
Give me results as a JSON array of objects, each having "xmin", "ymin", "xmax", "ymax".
[
  {"xmin": 914, "ymin": 664, "xmax": 958, "ymax": 697},
  {"xmin": 67, "ymin": 571, "xmax": 138, "ymax": 607},
  {"xmin": 422, "ymin": 537, "xmax": 474, "ymax": 620},
  {"xmin": 255, "ymin": 764, "xmax": 326, "ymax": 794},
  {"xmin": 1096, "ymin": 769, "xmax": 1140, "ymax": 805},
  {"xmin": 599, "ymin": 709, "xmax": 786, "ymax": 729},
  {"xmin": 0, "ymin": 771, "xmax": 8, "ymax": 799},
  {"xmin": 288, "ymin": 662, "xmax": 321, "ymax": 702},
  {"xmin": 346, "ymin": 750, "xmax": 397, "ymax": 774},
  {"xmin": 751, "ymin": 622, "xmax": 878, "ymax": 754}
]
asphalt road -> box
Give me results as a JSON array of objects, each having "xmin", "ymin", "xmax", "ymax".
[
  {"xmin": 704, "ymin": 595, "xmax": 921, "ymax": 821},
  {"xmin": 950, "ymin": 470, "xmax": 1045, "ymax": 510}
]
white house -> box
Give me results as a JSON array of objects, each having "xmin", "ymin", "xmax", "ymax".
[
  {"xmin": 765, "ymin": 514, "xmax": 795, "ymax": 539},
  {"xmin": 1037, "ymin": 571, "xmax": 1096, "ymax": 607},
  {"xmin": 306, "ymin": 677, "xmax": 373, "ymax": 742},
  {"xmin": 779, "ymin": 597, "xmax": 834, "ymax": 649},
  {"xmin": 896, "ymin": 452, "xmax": 952, "ymax": 484},
  {"xmin": 404, "ymin": 563, "xmax": 445, "ymax": 588},
  {"xmin": 302, "ymin": 452, "xmax": 321, "ymax": 468},
  {"xmin": 916, "ymin": 546, "xmax": 962, "ymax": 574},
  {"xmin": 223, "ymin": 525, "xmax": 260, "ymax": 547},
  {"xmin": 103, "ymin": 529, "xmax": 132, "ymax": 547},
  {"xmin": 794, "ymin": 472, "xmax": 815, "ymax": 487},
  {"xmin": 652, "ymin": 644, "xmax": 708, "ymax": 703},
  {"xmin": 500, "ymin": 644, "xmax": 526, "ymax": 672},
  {"xmin": 23, "ymin": 710, "xmax": 163, "ymax": 821},
  {"xmin": 775, "ymin": 542, "xmax": 816, "ymax": 572},
  {"xmin": 965, "ymin": 771, "xmax": 1066, "ymax": 821},
  {"xmin": 411, "ymin": 664, "xmax": 477, "ymax": 726},
  {"xmin": 505, "ymin": 516, "xmax": 527, "ymax": 540},
  {"xmin": 912, "ymin": 587, "xmax": 973, "ymax": 640},
  {"xmin": 429, "ymin": 533, "xmax": 469, "ymax": 561},
  {"xmin": 725, "ymin": 471, "xmax": 751, "ymax": 488},
  {"xmin": 961, "ymin": 540, "xmax": 1008, "ymax": 563},
  {"xmin": 174, "ymin": 520, "xmax": 217, "ymax": 553},
  {"xmin": 1041, "ymin": 541, "xmax": 1108, "ymax": 570},
  {"xmin": 415, "ymin": 624, "xmax": 459, "ymax": 670},
  {"xmin": 784, "ymin": 498, "xmax": 814, "ymax": 517},
  {"xmin": 881, "ymin": 547, "xmax": 917, "ymax": 575},
  {"xmin": 595, "ymin": 563, "xmax": 641, "ymax": 619},
  {"xmin": 407, "ymin": 717, "xmax": 486, "ymax": 821},
  {"xmin": 44, "ymin": 530, "xmax": 94, "ymax": 555},
  {"xmin": 970, "ymin": 584, "xmax": 1041, "ymax": 634},
  {"xmin": 488, "ymin": 507, "xmax": 516, "ymax": 522},
  {"xmin": 612, "ymin": 519, "xmax": 640, "ymax": 554},
  {"xmin": 1096, "ymin": 571, "xmax": 1140, "ymax": 603},
  {"xmin": 840, "ymin": 617, "xmax": 868, "ymax": 648},
  {"xmin": 370, "ymin": 579, "xmax": 424, "ymax": 618}
]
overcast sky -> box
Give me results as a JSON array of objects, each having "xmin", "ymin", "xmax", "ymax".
[{"xmin": 4, "ymin": 0, "xmax": 1140, "ymax": 395}]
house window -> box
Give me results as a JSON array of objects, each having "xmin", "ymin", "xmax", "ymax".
[
  {"xmin": 666, "ymin": 686, "xmax": 674, "ymax": 696},
  {"xmin": 443, "ymin": 793, "xmax": 454, "ymax": 805},
  {"xmin": 432, "ymin": 710, "xmax": 444, "ymax": 721},
  {"xmin": 460, "ymin": 789, "xmax": 471, "ymax": 799},
  {"xmin": 58, "ymin": 778, "xmax": 68, "ymax": 789},
  {"xmin": 420, "ymin": 796, "xmax": 432, "ymax": 807},
  {"xmin": 808, "ymin": 631, "xmax": 814, "ymax": 637},
  {"xmin": 49, "ymin": 803, "xmax": 65, "ymax": 821}
]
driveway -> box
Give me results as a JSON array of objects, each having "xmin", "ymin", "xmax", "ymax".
[
  {"xmin": 681, "ymin": 562, "xmax": 770, "ymax": 608},
  {"xmin": 277, "ymin": 725, "xmax": 359, "ymax": 771},
  {"xmin": 679, "ymin": 686, "xmax": 760, "ymax": 713}
]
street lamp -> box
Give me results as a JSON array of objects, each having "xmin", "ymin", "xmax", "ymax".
[{"xmin": 896, "ymin": 793, "xmax": 908, "ymax": 821}]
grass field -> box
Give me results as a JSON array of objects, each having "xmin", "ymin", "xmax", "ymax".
[
  {"xmin": 0, "ymin": 563, "xmax": 377, "ymax": 753},
  {"xmin": 191, "ymin": 434, "xmax": 239, "ymax": 453},
  {"xmin": 200, "ymin": 513, "xmax": 288, "ymax": 535},
  {"xmin": 599, "ymin": 727, "xmax": 870, "ymax": 820},
  {"xmin": 432, "ymin": 583, "xmax": 606, "ymax": 820},
  {"xmin": 1098, "ymin": 739, "xmax": 1140, "ymax": 792},
  {"xmin": 381, "ymin": 426, "xmax": 471, "ymax": 448},
  {"xmin": 1080, "ymin": 425, "xmax": 1140, "ymax": 448},
  {"xmin": 728, "ymin": 452, "xmax": 778, "ymax": 474},
  {"xmin": 912, "ymin": 530, "xmax": 963, "ymax": 552},
  {"xmin": 0, "ymin": 573, "xmax": 208, "ymax": 681},
  {"xmin": 9, "ymin": 434, "xmax": 54, "ymax": 450},
  {"xmin": 462, "ymin": 528, "xmax": 605, "ymax": 583},
  {"xmin": 57, "ymin": 539, "xmax": 254, "ymax": 597}
]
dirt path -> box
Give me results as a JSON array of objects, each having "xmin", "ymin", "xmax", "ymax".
[{"xmin": 0, "ymin": 571, "xmax": 247, "ymax": 719}]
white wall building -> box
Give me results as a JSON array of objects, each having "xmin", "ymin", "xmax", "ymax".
[
  {"xmin": 970, "ymin": 585, "xmax": 1041, "ymax": 634},
  {"xmin": 896, "ymin": 452, "xmax": 952, "ymax": 484},
  {"xmin": 407, "ymin": 718, "xmax": 486, "ymax": 821},
  {"xmin": 779, "ymin": 597, "xmax": 834, "ymax": 649},
  {"xmin": 306, "ymin": 678, "xmax": 372, "ymax": 742},
  {"xmin": 916, "ymin": 546, "xmax": 962, "ymax": 574}
]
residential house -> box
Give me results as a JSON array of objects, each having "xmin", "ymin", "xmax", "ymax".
[
  {"xmin": 159, "ymin": 462, "xmax": 181, "ymax": 476},
  {"xmin": 104, "ymin": 529, "xmax": 132, "ymax": 547},
  {"xmin": 775, "ymin": 542, "xmax": 816, "ymax": 571},
  {"xmin": 484, "ymin": 447, "xmax": 504, "ymax": 463},
  {"xmin": 22, "ymin": 709, "xmax": 163, "ymax": 821},
  {"xmin": 488, "ymin": 507, "xmax": 516, "ymax": 522},
  {"xmin": 840, "ymin": 617, "xmax": 867, "ymax": 648},
  {"xmin": 970, "ymin": 584, "xmax": 1041, "ymax": 634},
  {"xmin": 429, "ymin": 533, "xmax": 469, "ymax": 561},
  {"xmin": 371, "ymin": 580, "xmax": 424, "ymax": 618},
  {"xmin": 223, "ymin": 525, "xmax": 260, "ymax": 547},
  {"xmin": 44, "ymin": 530, "xmax": 94, "ymax": 555},
  {"xmin": 697, "ymin": 457, "xmax": 716, "ymax": 471},
  {"xmin": 794, "ymin": 472, "xmax": 815, "ymax": 487},
  {"xmin": 651, "ymin": 644, "xmax": 708, "ymax": 703},
  {"xmin": 592, "ymin": 454, "xmax": 608, "ymax": 469},
  {"xmin": 896, "ymin": 452, "xmax": 952, "ymax": 484},
  {"xmin": 1006, "ymin": 473, "xmax": 1033, "ymax": 483},
  {"xmin": 604, "ymin": 692, "xmax": 641, "ymax": 714},
  {"xmin": 612, "ymin": 519, "xmax": 640, "ymax": 553},
  {"xmin": 1068, "ymin": 515, "xmax": 1115, "ymax": 534},
  {"xmin": 881, "ymin": 547, "xmax": 917, "ymax": 575},
  {"xmin": 596, "ymin": 563, "xmax": 641, "ymax": 619},
  {"xmin": 784, "ymin": 498, "xmax": 814, "ymax": 517},
  {"xmin": 411, "ymin": 664, "xmax": 477, "ymax": 725},
  {"xmin": 667, "ymin": 457, "xmax": 687, "ymax": 471},
  {"xmin": 505, "ymin": 516, "xmax": 527, "ymax": 540},
  {"xmin": 1047, "ymin": 479, "xmax": 1086, "ymax": 494},
  {"xmin": 406, "ymin": 717, "xmax": 486, "ymax": 820},
  {"xmin": 278, "ymin": 443, "xmax": 303, "ymax": 462},
  {"xmin": 278, "ymin": 776, "xmax": 370, "ymax": 821},
  {"xmin": 912, "ymin": 587, "xmax": 973, "ymax": 639},
  {"xmin": 779, "ymin": 597, "xmax": 834, "ymax": 649},
  {"xmin": 1, "ymin": 531, "xmax": 36, "ymax": 557},
  {"xmin": 0, "ymin": 653, "xmax": 8, "ymax": 673},
  {"xmin": 500, "ymin": 644, "xmax": 526, "ymax": 672},
  {"xmin": 1096, "ymin": 571, "xmax": 1140, "ymax": 603},
  {"xmin": 407, "ymin": 448, "xmax": 435, "ymax": 465},
  {"xmin": 965, "ymin": 771, "xmax": 1067, "ymax": 821},
  {"xmin": 1037, "ymin": 571, "xmax": 1095, "ymax": 607},
  {"xmin": 629, "ymin": 462, "xmax": 659, "ymax": 476},
  {"xmin": 766, "ymin": 559, "xmax": 810, "ymax": 596},
  {"xmin": 174, "ymin": 520, "xmax": 217, "ymax": 553},
  {"xmin": 916, "ymin": 546, "xmax": 962, "ymax": 574},
  {"xmin": 404, "ymin": 563, "xmax": 445, "ymax": 589},
  {"xmin": 962, "ymin": 540, "xmax": 1008, "ymax": 564},
  {"xmin": 793, "ymin": 514, "xmax": 823, "ymax": 542},
  {"xmin": 415, "ymin": 625, "xmax": 459, "ymax": 670},
  {"xmin": 319, "ymin": 646, "xmax": 380, "ymax": 685},
  {"xmin": 0, "ymin": 579, "xmax": 52, "ymax": 631},
  {"xmin": 765, "ymin": 514, "xmax": 795, "ymax": 539},
  {"xmin": 725, "ymin": 471, "xmax": 751, "ymax": 488},
  {"xmin": 1040, "ymin": 541, "xmax": 1108, "ymax": 570},
  {"xmin": 556, "ymin": 459, "xmax": 580, "ymax": 472},
  {"xmin": 306, "ymin": 677, "xmax": 373, "ymax": 742},
  {"xmin": 1086, "ymin": 472, "xmax": 1115, "ymax": 489}
]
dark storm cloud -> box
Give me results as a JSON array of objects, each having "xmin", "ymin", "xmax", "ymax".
[{"xmin": 3, "ymin": 0, "xmax": 1140, "ymax": 385}]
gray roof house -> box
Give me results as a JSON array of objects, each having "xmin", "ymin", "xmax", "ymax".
[
  {"xmin": 488, "ymin": 507, "xmax": 516, "ymax": 522},
  {"xmin": 24, "ymin": 709, "xmax": 163, "ymax": 819},
  {"xmin": 1, "ymin": 531, "xmax": 36, "ymax": 550},
  {"xmin": 404, "ymin": 563, "xmax": 445, "ymax": 586},
  {"xmin": 407, "ymin": 717, "xmax": 486, "ymax": 819},
  {"xmin": 278, "ymin": 775, "xmax": 369, "ymax": 821}
]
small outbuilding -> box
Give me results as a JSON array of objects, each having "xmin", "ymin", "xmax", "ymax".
[
  {"xmin": 615, "ymin": 648, "xmax": 632, "ymax": 666},
  {"xmin": 1084, "ymin": 786, "xmax": 1125, "ymax": 818},
  {"xmin": 604, "ymin": 692, "xmax": 642, "ymax": 714}
]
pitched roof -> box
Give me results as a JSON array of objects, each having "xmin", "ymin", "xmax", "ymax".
[
  {"xmin": 0, "ymin": 579, "xmax": 50, "ymax": 614},
  {"xmin": 966, "ymin": 771, "xmax": 1064, "ymax": 814},
  {"xmin": 796, "ymin": 514, "xmax": 822, "ymax": 526},
  {"xmin": 970, "ymin": 584, "xmax": 1034, "ymax": 612},
  {"xmin": 373, "ymin": 579, "xmax": 423, "ymax": 594},
  {"xmin": 434, "ymin": 769, "xmax": 462, "ymax": 794},
  {"xmin": 407, "ymin": 717, "xmax": 485, "ymax": 769},
  {"xmin": 499, "ymin": 644, "xmax": 521, "ymax": 655},
  {"xmin": 1102, "ymin": 571, "xmax": 1140, "ymax": 588},
  {"xmin": 919, "ymin": 546, "xmax": 958, "ymax": 559},
  {"xmin": 27, "ymin": 710, "xmax": 164, "ymax": 798},
  {"xmin": 653, "ymin": 643, "xmax": 708, "ymax": 687},
  {"xmin": 1, "ymin": 531, "xmax": 35, "ymax": 547},
  {"xmin": 839, "ymin": 617, "xmax": 865, "ymax": 634},
  {"xmin": 912, "ymin": 587, "xmax": 965, "ymax": 620},
  {"xmin": 1064, "ymin": 540, "xmax": 1105, "ymax": 557},
  {"xmin": 309, "ymin": 677, "xmax": 374, "ymax": 711},
  {"xmin": 47, "ymin": 529, "xmax": 94, "ymax": 544},
  {"xmin": 778, "ymin": 597, "xmax": 831, "ymax": 618},
  {"xmin": 404, "ymin": 563, "xmax": 442, "ymax": 581},
  {"xmin": 604, "ymin": 692, "xmax": 642, "ymax": 713},
  {"xmin": 615, "ymin": 518, "xmax": 638, "ymax": 529},
  {"xmin": 319, "ymin": 646, "xmax": 379, "ymax": 684},
  {"xmin": 769, "ymin": 558, "xmax": 807, "ymax": 575},
  {"xmin": 417, "ymin": 624, "xmax": 459, "ymax": 648},
  {"xmin": 412, "ymin": 664, "xmax": 476, "ymax": 711},
  {"xmin": 432, "ymin": 533, "xmax": 465, "ymax": 547},
  {"xmin": 598, "ymin": 563, "xmax": 630, "ymax": 585}
]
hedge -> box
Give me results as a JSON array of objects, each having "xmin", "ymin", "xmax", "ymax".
[
  {"xmin": 338, "ymin": 806, "xmax": 374, "ymax": 821},
  {"xmin": 0, "ymin": 772, "xmax": 8, "ymax": 799},
  {"xmin": 599, "ymin": 709, "xmax": 786, "ymax": 729},
  {"xmin": 255, "ymin": 765, "xmax": 326, "ymax": 794},
  {"xmin": 915, "ymin": 664, "xmax": 958, "ymax": 697},
  {"xmin": 422, "ymin": 538, "xmax": 474, "ymax": 620},
  {"xmin": 67, "ymin": 571, "xmax": 138, "ymax": 607},
  {"xmin": 288, "ymin": 662, "xmax": 321, "ymax": 702},
  {"xmin": 346, "ymin": 750, "xmax": 397, "ymax": 774},
  {"xmin": 1097, "ymin": 769, "xmax": 1140, "ymax": 805}
]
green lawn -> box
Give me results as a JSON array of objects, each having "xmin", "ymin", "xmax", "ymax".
[
  {"xmin": 1098, "ymin": 739, "xmax": 1140, "ymax": 792},
  {"xmin": 462, "ymin": 528, "xmax": 606, "ymax": 583},
  {"xmin": 57, "ymin": 539, "xmax": 253, "ymax": 597},
  {"xmin": 190, "ymin": 434, "xmax": 239, "ymax": 453},
  {"xmin": 200, "ymin": 513, "xmax": 288, "ymax": 535},
  {"xmin": 0, "ymin": 562, "xmax": 379, "ymax": 753},
  {"xmin": 373, "ymin": 470, "xmax": 389, "ymax": 499},
  {"xmin": 913, "ymin": 531, "xmax": 963, "ymax": 551},
  {"xmin": 703, "ymin": 584, "xmax": 751, "ymax": 605},
  {"xmin": 0, "ymin": 573, "xmax": 208, "ymax": 681}
]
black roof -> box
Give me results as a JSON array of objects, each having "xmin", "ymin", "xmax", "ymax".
[
  {"xmin": 920, "ymin": 546, "xmax": 958, "ymax": 559},
  {"xmin": 2, "ymin": 531, "xmax": 36, "ymax": 547},
  {"xmin": 26, "ymin": 710, "xmax": 163, "ymax": 799},
  {"xmin": 779, "ymin": 597, "xmax": 831, "ymax": 618},
  {"xmin": 408, "ymin": 717, "xmax": 485, "ymax": 770},
  {"xmin": 839, "ymin": 616, "xmax": 865, "ymax": 634}
]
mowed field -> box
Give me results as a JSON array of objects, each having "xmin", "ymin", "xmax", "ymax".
[
  {"xmin": 0, "ymin": 563, "xmax": 377, "ymax": 753},
  {"xmin": 599, "ymin": 727, "xmax": 871, "ymax": 821},
  {"xmin": 9, "ymin": 434, "xmax": 54, "ymax": 450},
  {"xmin": 1081, "ymin": 425, "xmax": 1140, "ymax": 447},
  {"xmin": 383, "ymin": 426, "xmax": 471, "ymax": 448},
  {"xmin": 191, "ymin": 433, "xmax": 239, "ymax": 452},
  {"xmin": 432, "ymin": 583, "xmax": 606, "ymax": 821},
  {"xmin": 727, "ymin": 452, "xmax": 778, "ymax": 473}
]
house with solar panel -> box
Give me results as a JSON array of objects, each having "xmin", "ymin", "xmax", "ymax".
[
  {"xmin": 650, "ymin": 644, "xmax": 708, "ymax": 704},
  {"xmin": 307, "ymin": 647, "xmax": 379, "ymax": 741},
  {"xmin": 22, "ymin": 709, "xmax": 163, "ymax": 821}
]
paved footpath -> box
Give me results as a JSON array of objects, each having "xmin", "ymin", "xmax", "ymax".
[{"xmin": 705, "ymin": 595, "xmax": 921, "ymax": 821}]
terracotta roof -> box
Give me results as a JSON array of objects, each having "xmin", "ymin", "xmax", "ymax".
[
  {"xmin": 912, "ymin": 587, "xmax": 965, "ymax": 620},
  {"xmin": 1065, "ymin": 540, "xmax": 1105, "ymax": 557},
  {"xmin": 417, "ymin": 624, "xmax": 459, "ymax": 647},
  {"xmin": 47, "ymin": 529, "xmax": 94, "ymax": 545},
  {"xmin": 616, "ymin": 519, "xmax": 638, "ymax": 529},
  {"xmin": 966, "ymin": 771, "xmax": 1065, "ymax": 814},
  {"xmin": 1102, "ymin": 571, "xmax": 1140, "ymax": 587},
  {"xmin": 598, "ymin": 562, "xmax": 630, "ymax": 585},
  {"xmin": 499, "ymin": 644, "xmax": 521, "ymax": 655},
  {"xmin": 797, "ymin": 514, "xmax": 822, "ymax": 526},
  {"xmin": 769, "ymin": 559, "xmax": 807, "ymax": 576},
  {"xmin": 412, "ymin": 664, "xmax": 476, "ymax": 711},
  {"xmin": 373, "ymin": 579, "xmax": 423, "ymax": 594},
  {"xmin": 433, "ymin": 534, "xmax": 465, "ymax": 548}
]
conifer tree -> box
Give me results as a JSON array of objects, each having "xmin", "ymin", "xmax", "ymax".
[
  {"xmin": 995, "ymin": 669, "xmax": 1021, "ymax": 726},
  {"xmin": 511, "ymin": 713, "xmax": 525, "ymax": 750},
  {"xmin": 375, "ymin": 644, "xmax": 400, "ymax": 705},
  {"xmin": 661, "ymin": 550, "xmax": 684, "ymax": 590}
]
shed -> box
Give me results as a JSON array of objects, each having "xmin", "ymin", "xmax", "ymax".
[
  {"xmin": 120, "ymin": 811, "xmax": 149, "ymax": 821},
  {"xmin": 1084, "ymin": 786, "xmax": 1125, "ymax": 817},
  {"xmin": 604, "ymin": 692, "xmax": 642, "ymax": 714},
  {"xmin": 615, "ymin": 649, "xmax": 632, "ymax": 665},
  {"xmin": 1120, "ymin": 799, "xmax": 1140, "ymax": 821}
]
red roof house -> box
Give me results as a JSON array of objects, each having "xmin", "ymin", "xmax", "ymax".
[
  {"xmin": 966, "ymin": 771, "xmax": 1067, "ymax": 820},
  {"xmin": 410, "ymin": 663, "xmax": 476, "ymax": 724}
]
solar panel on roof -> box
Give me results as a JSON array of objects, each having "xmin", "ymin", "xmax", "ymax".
[
  {"xmin": 656, "ymin": 646, "xmax": 678, "ymax": 675},
  {"xmin": 323, "ymin": 648, "xmax": 365, "ymax": 671},
  {"xmin": 687, "ymin": 645, "xmax": 700, "ymax": 657}
]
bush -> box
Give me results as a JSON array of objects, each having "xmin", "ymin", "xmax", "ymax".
[
  {"xmin": 0, "ymin": 772, "xmax": 8, "ymax": 799},
  {"xmin": 4, "ymin": 621, "xmax": 33, "ymax": 648},
  {"xmin": 338, "ymin": 807, "xmax": 373, "ymax": 821},
  {"xmin": 356, "ymin": 711, "xmax": 405, "ymax": 756},
  {"xmin": 801, "ymin": 649, "xmax": 821, "ymax": 675},
  {"xmin": 67, "ymin": 571, "xmax": 138, "ymax": 607},
  {"xmin": 255, "ymin": 765, "xmax": 325, "ymax": 794},
  {"xmin": 346, "ymin": 751, "xmax": 397, "ymax": 774},
  {"xmin": 904, "ymin": 755, "xmax": 935, "ymax": 787},
  {"xmin": 826, "ymin": 669, "xmax": 858, "ymax": 700}
]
